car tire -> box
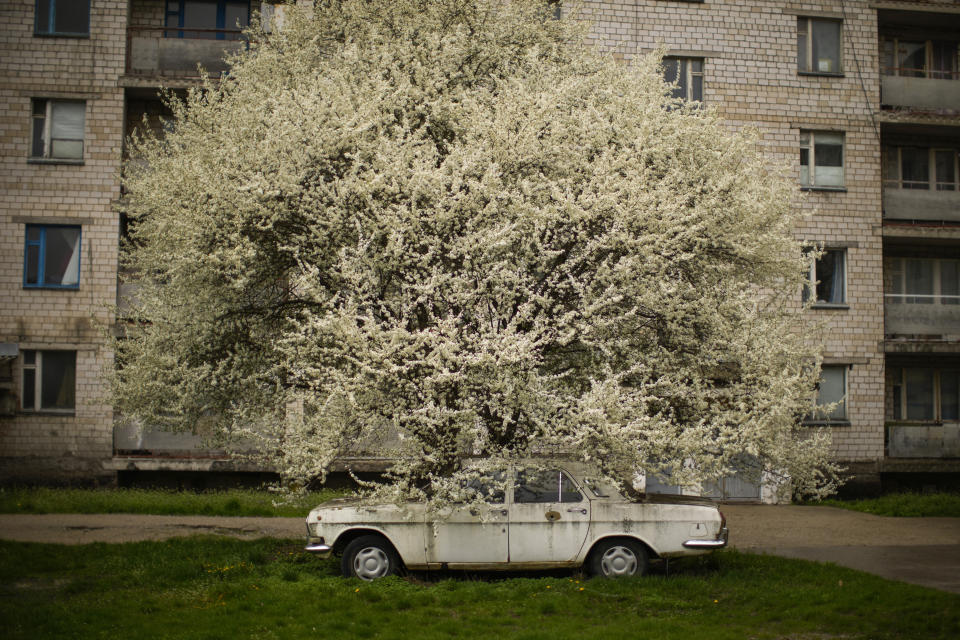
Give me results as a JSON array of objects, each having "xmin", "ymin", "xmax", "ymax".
[
  {"xmin": 341, "ymin": 535, "xmax": 402, "ymax": 581},
  {"xmin": 587, "ymin": 538, "xmax": 648, "ymax": 578}
]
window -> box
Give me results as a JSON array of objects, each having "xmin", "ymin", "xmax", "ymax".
[
  {"xmin": 165, "ymin": 0, "xmax": 249, "ymax": 39},
  {"xmin": 23, "ymin": 225, "xmax": 81, "ymax": 289},
  {"xmin": 514, "ymin": 469, "xmax": 582, "ymax": 503},
  {"xmin": 35, "ymin": 0, "xmax": 89, "ymax": 36},
  {"xmin": 798, "ymin": 17, "xmax": 842, "ymax": 74},
  {"xmin": 662, "ymin": 57, "xmax": 704, "ymax": 102},
  {"xmin": 21, "ymin": 350, "xmax": 76, "ymax": 413},
  {"xmin": 804, "ymin": 248, "xmax": 846, "ymax": 305},
  {"xmin": 31, "ymin": 99, "xmax": 85, "ymax": 161},
  {"xmin": 547, "ymin": 0, "xmax": 561, "ymax": 20},
  {"xmin": 881, "ymin": 37, "xmax": 959, "ymax": 80},
  {"xmin": 887, "ymin": 258, "xmax": 960, "ymax": 306},
  {"xmin": 891, "ymin": 368, "xmax": 960, "ymax": 422},
  {"xmin": 810, "ymin": 365, "xmax": 847, "ymax": 422},
  {"xmin": 883, "ymin": 146, "xmax": 958, "ymax": 191},
  {"xmin": 800, "ymin": 130, "xmax": 844, "ymax": 188}
]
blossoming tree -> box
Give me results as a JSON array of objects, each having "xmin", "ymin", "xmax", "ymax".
[{"xmin": 113, "ymin": 0, "xmax": 840, "ymax": 502}]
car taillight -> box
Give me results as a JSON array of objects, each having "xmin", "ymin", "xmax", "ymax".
[{"xmin": 718, "ymin": 509, "xmax": 726, "ymax": 531}]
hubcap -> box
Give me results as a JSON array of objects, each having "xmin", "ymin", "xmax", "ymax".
[
  {"xmin": 600, "ymin": 545, "xmax": 638, "ymax": 577},
  {"xmin": 354, "ymin": 546, "xmax": 390, "ymax": 581}
]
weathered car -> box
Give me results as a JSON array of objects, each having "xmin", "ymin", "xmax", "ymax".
[{"xmin": 305, "ymin": 461, "xmax": 728, "ymax": 580}]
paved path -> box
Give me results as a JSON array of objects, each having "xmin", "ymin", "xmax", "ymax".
[
  {"xmin": 1, "ymin": 505, "xmax": 958, "ymax": 593},
  {"xmin": 722, "ymin": 504, "xmax": 960, "ymax": 594}
]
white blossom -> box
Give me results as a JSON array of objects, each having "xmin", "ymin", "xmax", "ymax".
[{"xmin": 112, "ymin": 0, "xmax": 842, "ymax": 504}]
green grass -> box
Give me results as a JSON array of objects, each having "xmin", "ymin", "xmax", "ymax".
[
  {"xmin": 0, "ymin": 538, "xmax": 957, "ymax": 639},
  {"xmin": 816, "ymin": 492, "xmax": 960, "ymax": 518},
  {"xmin": 0, "ymin": 487, "xmax": 349, "ymax": 517}
]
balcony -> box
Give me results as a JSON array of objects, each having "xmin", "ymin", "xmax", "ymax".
[
  {"xmin": 884, "ymin": 187, "xmax": 960, "ymax": 222},
  {"xmin": 887, "ymin": 423, "xmax": 960, "ymax": 458},
  {"xmin": 126, "ymin": 27, "xmax": 246, "ymax": 78},
  {"xmin": 882, "ymin": 75, "xmax": 960, "ymax": 111},
  {"xmin": 885, "ymin": 294, "xmax": 960, "ymax": 338}
]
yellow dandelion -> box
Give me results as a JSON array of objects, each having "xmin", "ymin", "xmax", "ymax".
[
  {"xmin": 578, "ymin": 588, "xmax": 584, "ymax": 592},
  {"xmin": 355, "ymin": 588, "xmax": 360, "ymax": 593}
]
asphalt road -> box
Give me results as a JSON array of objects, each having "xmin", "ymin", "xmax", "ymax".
[{"xmin": 0, "ymin": 505, "xmax": 958, "ymax": 593}]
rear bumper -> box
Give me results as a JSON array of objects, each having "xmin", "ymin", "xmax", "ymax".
[{"xmin": 682, "ymin": 526, "xmax": 729, "ymax": 549}]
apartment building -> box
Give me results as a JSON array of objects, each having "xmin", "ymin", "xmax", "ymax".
[{"xmin": 1, "ymin": 0, "xmax": 957, "ymax": 495}]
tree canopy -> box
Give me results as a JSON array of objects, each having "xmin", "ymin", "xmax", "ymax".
[{"xmin": 114, "ymin": 0, "xmax": 841, "ymax": 502}]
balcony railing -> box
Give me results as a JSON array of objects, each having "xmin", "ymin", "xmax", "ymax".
[
  {"xmin": 887, "ymin": 422, "xmax": 960, "ymax": 458},
  {"xmin": 881, "ymin": 73, "xmax": 960, "ymax": 110},
  {"xmin": 885, "ymin": 294, "xmax": 960, "ymax": 336},
  {"xmin": 126, "ymin": 27, "xmax": 247, "ymax": 77},
  {"xmin": 883, "ymin": 186, "xmax": 960, "ymax": 222}
]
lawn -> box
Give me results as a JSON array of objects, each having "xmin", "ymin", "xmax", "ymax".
[
  {"xmin": 0, "ymin": 487, "xmax": 348, "ymax": 518},
  {"xmin": 816, "ymin": 492, "xmax": 960, "ymax": 518},
  {"xmin": 1, "ymin": 538, "xmax": 957, "ymax": 640}
]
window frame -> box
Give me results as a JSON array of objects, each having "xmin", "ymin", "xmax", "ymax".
[
  {"xmin": 804, "ymin": 248, "xmax": 847, "ymax": 307},
  {"xmin": 23, "ymin": 224, "xmax": 82, "ymax": 290},
  {"xmin": 881, "ymin": 36, "xmax": 960, "ymax": 80},
  {"xmin": 164, "ymin": 0, "xmax": 251, "ymax": 40},
  {"xmin": 20, "ymin": 349, "xmax": 77, "ymax": 414},
  {"xmin": 662, "ymin": 56, "xmax": 705, "ymax": 102},
  {"xmin": 34, "ymin": 0, "xmax": 90, "ymax": 37},
  {"xmin": 883, "ymin": 145, "xmax": 959, "ymax": 191},
  {"xmin": 807, "ymin": 364, "xmax": 849, "ymax": 424},
  {"xmin": 799, "ymin": 130, "xmax": 845, "ymax": 189},
  {"xmin": 891, "ymin": 367, "xmax": 960, "ymax": 423},
  {"xmin": 887, "ymin": 257, "xmax": 960, "ymax": 306},
  {"xmin": 30, "ymin": 99, "xmax": 86, "ymax": 163},
  {"xmin": 797, "ymin": 17, "xmax": 843, "ymax": 76}
]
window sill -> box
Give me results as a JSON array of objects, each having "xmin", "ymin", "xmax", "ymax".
[
  {"xmin": 34, "ymin": 32, "xmax": 90, "ymax": 39},
  {"xmin": 800, "ymin": 186, "xmax": 847, "ymax": 193},
  {"xmin": 798, "ymin": 71, "xmax": 845, "ymax": 78},
  {"xmin": 23, "ymin": 285, "xmax": 80, "ymax": 291},
  {"xmin": 20, "ymin": 410, "xmax": 76, "ymax": 417},
  {"xmin": 27, "ymin": 158, "xmax": 84, "ymax": 166},
  {"xmin": 808, "ymin": 303, "xmax": 849, "ymax": 310},
  {"xmin": 803, "ymin": 420, "xmax": 851, "ymax": 427}
]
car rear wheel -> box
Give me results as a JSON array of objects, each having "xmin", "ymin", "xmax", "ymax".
[
  {"xmin": 588, "ymin": 538, "xmax": 648, "ymax": 578},
  {"xmin": 341, "ymin": 535, "xmax": 402, "ymax": 581}
]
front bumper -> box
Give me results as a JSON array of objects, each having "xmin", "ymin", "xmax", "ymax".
[
  {"xmin": 682, "ymin": 526, "xmax": 729, "ymax": 549},
  {"xmin": 304, "ymin": 542, "xmax": 332, "ymax": 555}
]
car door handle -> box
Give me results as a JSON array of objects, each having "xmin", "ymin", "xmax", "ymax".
[
  {"xmin": 493, "ymin": 509, "xmax": 508, "ymax": 516},
  {"xmin": 567, "ymin": 508, "xmax": 587, "ymax": 514}
]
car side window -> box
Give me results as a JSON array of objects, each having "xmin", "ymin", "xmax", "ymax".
[
  {"xmin": 514, "ymin": 469, "xmax": 583, "ymax": 504},
  {"xmin": 462, "ymin": 471, "xmax": 506, "ymax": 504}
]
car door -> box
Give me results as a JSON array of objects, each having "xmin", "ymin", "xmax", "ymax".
[
  {"xmin": 425, "ymin": 472, "xmax": 509, "ymax": 565},
  {"xmin": 508, "ymin": 468, "xmax": 591, "ymax": 563}
]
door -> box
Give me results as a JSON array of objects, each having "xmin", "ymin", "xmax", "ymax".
[
  {"xmin": 508, "ymin": 468, "xmax": 590, "ymax": 563},
  {"xmin": 426, "ymin": 473, "xmax": 509, "ymax": 564}
]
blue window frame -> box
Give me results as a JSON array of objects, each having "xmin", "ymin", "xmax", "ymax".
[
  {"xmin": 24, "ymin": 224, "xmax": 81, "ymax": 289},
  {"xmin": 35, "ymin": 0, "xmax": 90, "ymax": 36},
  {"xmin": 164, "ymin": 0, "xmax": 250, "ymax": 40}
]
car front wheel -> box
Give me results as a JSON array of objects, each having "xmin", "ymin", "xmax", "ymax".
[
  {"xmin": 341, "ymin": 535, "xmax": 402, "ymax": 581},
  {"xmin": 588, "ymin": 538, "xmax": 648, "ymax": 578}
]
